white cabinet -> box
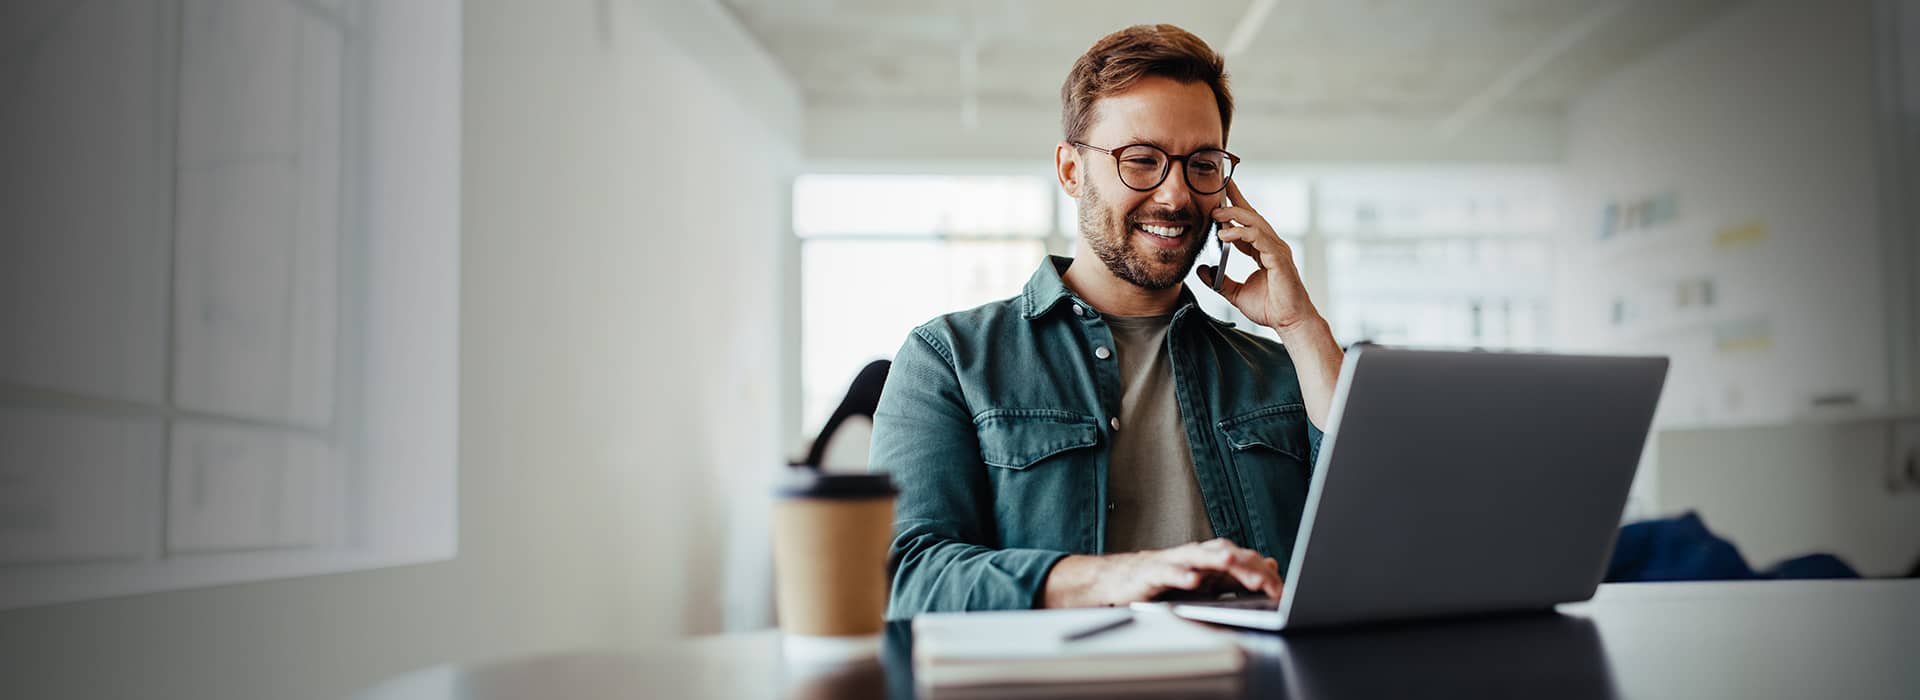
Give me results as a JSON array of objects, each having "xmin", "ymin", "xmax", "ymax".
[
  {"xmin": 167, "ymin": 423, "xmax": 332, "ymax": 553},
  {"xmin": 173, "ymin": 0, "xmax": 341, "ymax": 427},
  {"xmin": 0, "ymin": 0, "xmax": 172, "ymax": 405},
  {"xmin": 0, "ymin": 0, "xmax": 458, "ymax": 610},
  {"xmin": 0, "ymin": 409, "xmax": 162, "ymax": 565}
]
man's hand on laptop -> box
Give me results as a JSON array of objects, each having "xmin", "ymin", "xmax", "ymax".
[{"xmin": 1041, "ymin": 538, "xmax": 1283, "ymax": 608}]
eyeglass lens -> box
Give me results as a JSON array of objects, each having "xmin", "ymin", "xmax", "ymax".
[{"xmin": 1113, "ymin": 145, "xmax": 1234, "ymax": 193}]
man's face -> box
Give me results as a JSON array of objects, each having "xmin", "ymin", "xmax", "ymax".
[{"xmin": 1070, "ymin": 76, "xmax": 1226, "ymax": 291}]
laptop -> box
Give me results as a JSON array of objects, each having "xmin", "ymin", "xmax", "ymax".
[{"xmin": 1162, "ymin": 345, "xmax": 1668, "ymax": 631}]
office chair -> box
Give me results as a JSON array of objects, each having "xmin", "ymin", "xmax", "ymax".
[{"xmin": 801, "ymin": 359, "xmax": 890, "ymax": 470}]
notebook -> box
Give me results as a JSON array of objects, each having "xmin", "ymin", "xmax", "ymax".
[{"xmin": 911, "ymin": 608, "xmax": 1244, "ymax": 688}]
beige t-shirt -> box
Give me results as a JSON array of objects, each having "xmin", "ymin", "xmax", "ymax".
[{"xmin": 1103, "ymin": 313, "xmax": 1215, "ymax": 553}]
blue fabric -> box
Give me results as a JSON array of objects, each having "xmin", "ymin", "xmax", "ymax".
[
  {"xmin": 1605, "ymin": 511, "xmax": 1860, "ymax": 582},
  {"xmin": 1759, "ymin": 554, "xmax": 1860, "ymax": 580}
]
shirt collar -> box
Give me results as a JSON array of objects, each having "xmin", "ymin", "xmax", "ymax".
[{"xmin": 1020, "ymin": 255, "xmax": 1235, "ymax": 328}]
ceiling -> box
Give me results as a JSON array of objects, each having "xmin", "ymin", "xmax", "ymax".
[{"xmin": 719, "ymin": 0, "xmax": 1747, "ymax": 159}]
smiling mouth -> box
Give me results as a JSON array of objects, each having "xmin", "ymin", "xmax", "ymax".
[{"xmin": 1135, "ymin": 223, "xmax": 1188, "ymax": 239}]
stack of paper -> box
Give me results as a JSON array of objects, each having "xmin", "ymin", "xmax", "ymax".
[{"xmin": 911, "ymin": 608, "xmax": 1243, "ymax": 690}]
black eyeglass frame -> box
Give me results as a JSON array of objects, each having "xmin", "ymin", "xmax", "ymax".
[{"xmin": 1071, "ymin": 141, "xmax": 1241, "ymax": 195}]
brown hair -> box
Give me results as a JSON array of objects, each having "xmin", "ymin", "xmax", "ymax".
[{"xmin": 1060, "ymin": 24, "xmax": 1234, "ymax": 145}]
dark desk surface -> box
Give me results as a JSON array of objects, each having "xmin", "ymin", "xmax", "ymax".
[{"xmin": 357, "ymin": 580, "xmax": 1920, "ymax": 699}]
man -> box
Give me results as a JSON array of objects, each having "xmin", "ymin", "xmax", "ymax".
[{"xmin": 872, "ymin": 24, "xmax": 1344, "ymax": 618}]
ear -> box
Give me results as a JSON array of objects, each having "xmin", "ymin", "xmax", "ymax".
[{"xmin": 1055, "ymin": 141, "xmax": 1082, "ymax": 198}]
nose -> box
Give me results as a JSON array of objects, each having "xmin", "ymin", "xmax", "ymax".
[{"xmin": 1151, "ymin": 162, "xmax": 1194, "ymax": 213}]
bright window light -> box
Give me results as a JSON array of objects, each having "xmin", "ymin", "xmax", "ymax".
[{"xmin": 795, "ymin": 174, "xmax": 1054, "ymax": 237}]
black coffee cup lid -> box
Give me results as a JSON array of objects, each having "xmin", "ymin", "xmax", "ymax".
[{"xmin": 777, "ymin": 468, "xmax": 897, "ymax": 499}]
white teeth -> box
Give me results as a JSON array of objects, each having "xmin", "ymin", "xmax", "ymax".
[{"xmin": 1139, "ymin": 224, "xmax": 1185, "ymax": 238}]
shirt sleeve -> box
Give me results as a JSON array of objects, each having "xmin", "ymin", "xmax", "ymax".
[{"xmin": 871, "ymin": 327, "xmax": 1069, "ymax": 620}]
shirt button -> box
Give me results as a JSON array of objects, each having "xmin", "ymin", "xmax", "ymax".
[
  {"xmin": 1094, "ymin": 346, "xmax": 1111, "ymax": 360},
  {"xmin": 1109, "ymin": 417, "xmax": 1121, "ymax": 431},
  {"xmin": 1106, "ymin": 501, "xmax": 1116, "ymax": 512},
  {"xmin": 1072, "ymin": 304, "xmax": 1085, "ymax": 317}
]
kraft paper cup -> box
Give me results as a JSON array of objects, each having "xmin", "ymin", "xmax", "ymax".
[{"xmin": 771, "ymin": 470, "xmax": 897, "ymax": 663}]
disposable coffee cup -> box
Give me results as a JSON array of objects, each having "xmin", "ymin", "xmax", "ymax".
[{"xmin": 771, "ymin": 469, "xmax": 897, "ymax": 663}]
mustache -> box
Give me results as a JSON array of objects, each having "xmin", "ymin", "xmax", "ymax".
[{"xmin": 1126, "ymin": 208, "xmax": 1201, "ymax": 227}]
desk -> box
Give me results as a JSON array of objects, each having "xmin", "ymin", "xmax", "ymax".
[{"xmin": 356, "ymin": 580, "xmax": 1920, "ymax": 699}]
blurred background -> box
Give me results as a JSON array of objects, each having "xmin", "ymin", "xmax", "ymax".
[{"xmin": 1, "ymin": 0, "xmax": 1916, "ymax": 698}]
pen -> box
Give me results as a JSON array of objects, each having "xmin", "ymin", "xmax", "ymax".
[{"xmin": 1061, "ymin": 612, "xmax": 1135, "ymax": 642}]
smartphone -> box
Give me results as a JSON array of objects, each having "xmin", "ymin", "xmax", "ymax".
[
  {"xmin": 1209, "ymin": 220, "xmax": 1229, "ymax": 292},
  {"xmin": 1209, "ymin": 196, "xmax": 1233, "ymax": 291}
]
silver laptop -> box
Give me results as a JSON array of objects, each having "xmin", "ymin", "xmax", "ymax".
[{"xmin": 1166, "ymin": 345, "xmax": 1668, "ymax": 631}]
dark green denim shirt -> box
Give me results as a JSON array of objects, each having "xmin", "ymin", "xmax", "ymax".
[{"xmin": 873, "ymin": 256, "xmax": 1324, "ymax": 620}]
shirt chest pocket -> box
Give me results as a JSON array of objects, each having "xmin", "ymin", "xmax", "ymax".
[
  {"xmin": 974, "ymin": 409, "xmax": 1101, "ymax": 551},
  {"xmin": 1216, "ymin": 404, "xmax": 1313, "ymax": 555},
  {"xmin": 976, "ymin": 409, "xmax": 1100, "ymax": 469},
  {"xmin": 1217, "ymin": 405, "xmax": 1309, "ymax": 463}
]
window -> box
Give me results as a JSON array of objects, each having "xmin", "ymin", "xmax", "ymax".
[
  {"xmin": 1314, "ymin": 170, "xmax": 1557, "ymax": 349},
  {"xmin": 797, "ymin": 175, "xmax": 1057, "ymax": 433}
]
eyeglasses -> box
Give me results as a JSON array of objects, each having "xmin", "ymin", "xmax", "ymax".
[{"xmin": 1072, "ymin": 141, "xmax": 1240, "ymax": 195}]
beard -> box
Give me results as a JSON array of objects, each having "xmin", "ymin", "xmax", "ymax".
[{"xmin": 1076, "ymin": 178, "xmax": 1209, "ymax": 291}]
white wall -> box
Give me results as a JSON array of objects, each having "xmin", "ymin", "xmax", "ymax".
[
  {"xmin": 1887, "ymin": 0, "xmax": 1920, "ymax": 410},
  {"xmin": 0, "ymin": 0, "xmax": 801, "ymax": 698},
  {"xmin": 1558, "ymin": 0, "xmax": 1920, "ymax": 570},
  {"xmin": 1559, "ymin": 0, "xmax": 1889, "ymax": 428}
]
